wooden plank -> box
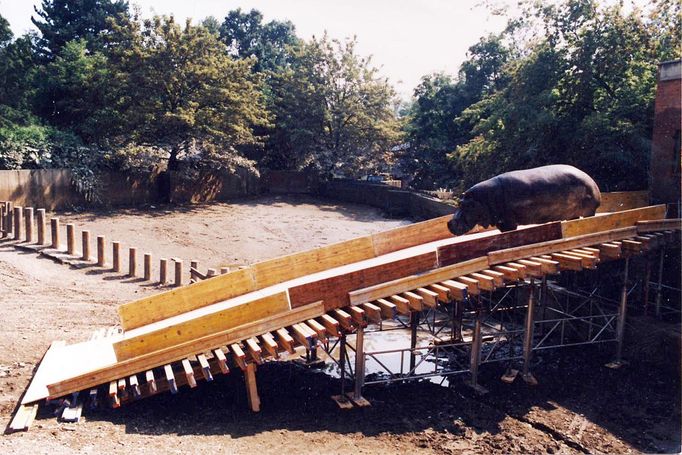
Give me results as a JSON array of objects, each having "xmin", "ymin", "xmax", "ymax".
[
  {"xmin": 530, "ymin": 257, "xmax": 559, "ymax": 275},
  {"xmin": 402, "ymin": 291, "xmax": 424, "ymax": 311},
  {"xmin": 561, "ymin": 205, "xmax": 666, "ymax": 238},
  {"xmin": 493, "ymin": 265, "xmax": 519, "ymax": 281},
  {"xmin": 517, "ymin": 259, "xmax": 544, "ymax": 278},
  {"xmin": 429, "ymin": 284, "xmax": 450, "ymax": 302},
  {"xmin": 348, "ymin": 257, "xmax": 487, "ymax": 306},
  {"xmin": 197, "ymin": 354, "xmax": 213, "ymax": 381},
  {"xmin": 164, "ymin": 364, "xmax": 177, "ymax": 394},
  {"xmin": 598, "ymin": 191, "xmax": 650, "ymax": 212},
  {"xmin": 251, "ymin": 236, "xmax": 376, "ymax": 289},
  {"xmin": 118, "ymin": 267, "xmax": 256, "ymax": 330},
  {"xmin": 361, "ymin": 302, "xmax": 383, "ymax": 322},
  {"xmin": 109, "ymin": 381, "xmax": 120, "ymax": 407},
  {"xmin": 389, "ymin": 295, "xmax": 411, "ymax": 315},
  {"xmin": 320, "ymin": 314, "xmax": 340, "ymax": 337},
  {"xmin": 479, "ymin": 270, "xmax": 505, "ymax": 287},
  {"xmin": 505, "ymin": 262, "xmax": 528, "ymax": 279},
  {"xmin": 128, "ymin": 374, "xmax": 141, "ymax": 397},
  {"xmin": 291, "ymin": 324, "xmax": 313, "ymax": 350},
  {"xmin": 371, "ymin": 215, "xmax": 453, "ymax": 255},
  {"xmin": 181, "ymin": 359, "xmax": 196, "ymax": 388},
  {"xmin": 276, "ymin": 328, "xmax": 295, "ymax": 354},
  {"xmin": 61, "ymin": 400, "xmax": 83, "ymax": 423},
  {"xmin": 18, "ymin": 341, "xmax": 66, "ymax": 405},
  {"xmin": 599, "ymin": 243, "xmax": 622, "ymax": 260},
  {"xmin": 230, "ymin": 344, "xmax": 247, "ymax": 370},
  {"xmin": 348, "ymin": 306, "xmax": 366, "ymax": 324},
  {"xmin": 114, "ymin": 291, "xmax": 291, "ymax": 361},
  {"xmin": 488, "ymin": 227, "xmax": 638, "ymax": 265},
  {"xmin": 9, "ymin": 404, "xmax": 39, "ymax": 432},
  {"xmin": 621, "ymin": 239, "xmax": 643, "ymax": 254},
  {"xmin": 260, "ymin": 333, "xmax": 279, "ymax": 359},
  {"xmin": 440, "ymin": 280, "xmax": 468, "ymax": 301},
  {"xmin": 145, "ymin": 370, "xmax": 157, "ymax": 394},
  {"xmin": 455, "ymin": 276, "xmax": 480, "ymax": 295},
  {"xmin": 636, "ymin": 219, "xmax": 681, "ymax": 233},
  {"xmin": 566, "ymin": 250, "xmax": 599, "ymax": 268},
  {"xmin": 415, "ymin": 287, "xmax": 439, "ymax": 306},
  {"xmin": 245, "ymin": 338, "xmax": 263, "ymax": 365},
  {"xmin": 469, "ymin": 273, "xmax": 496, "ymax": 291},
  {"xmin": 437, "ymin": 222, "xmax": 562, "ymax": 266},
  {"xmin": 375, "ymin": 299, "xmax": 397, "ymax": 319},
  {"xmin": 290, "ymin": 252, "xmax": 439, "ymax": 311},
  {"xmin": 333, "ymin": 309, "xmax": 353, "ymax": 329},
  {"xmin": 306, "ymin": 319, "xmax": 327, "ymax": 340},
  {"xmin": 551, "ymin": 253, "xmax": 583, "ymax": 271}
]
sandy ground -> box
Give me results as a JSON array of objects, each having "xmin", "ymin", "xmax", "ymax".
[{"xmin": 0, "ymin": 195, "xmax": 680, "ymax": 454}]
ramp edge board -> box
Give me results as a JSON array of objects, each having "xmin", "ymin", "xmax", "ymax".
[
  {"xmin": 561, "ymin": 205, "xmax": 666, "ymax": 238},
  {"xmin": 46, "ymin": 302, "xmax": 325, "ymax": 400}
]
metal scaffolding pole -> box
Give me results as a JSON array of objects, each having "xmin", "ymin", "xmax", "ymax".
[
  {"xmin": 409, "ymin": 311, "xmax": 419, "ymax": 371},
  {"xmin": 466, "ymin": 296, "xmax": 488, "ymax": 394},
  {"xmin": 607, "ymin": 257, "xmax": 630, "ymax": 368},
  {"xmin": 352, "ymin": 325, "xmax": 370, "ymax": 406},
  {"xmin": 654, "ymin": 249, "xmax": 665, "ymax": 318},
  {"xmin": 522, "ymin": 279, "xmax": 538, "ymax": 385}
]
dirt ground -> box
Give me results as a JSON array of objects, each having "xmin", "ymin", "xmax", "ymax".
[{"xmin": 0, "ymin": 195, "xmax": 680, "ymax": 454}]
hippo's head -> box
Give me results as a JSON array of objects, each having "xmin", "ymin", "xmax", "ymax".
[{"xmin": 447, "ymin": 193, "xmax": 491, "ymax": 236}]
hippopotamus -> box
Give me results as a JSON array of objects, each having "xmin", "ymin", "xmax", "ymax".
[{"xmin": 447, "ymin": 164, "xmax": 601, "ymax": 235}]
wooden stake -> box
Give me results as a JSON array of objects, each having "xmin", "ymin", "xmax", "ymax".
[
  {"xmin": 50, "ymin": 217, "xmax": 60, "ymax": 249},
  {"xmin": 24, "ymin": 207, "xmax": 34, "ymax": 243},
  {"xmin": 36, "ymin": 209, "xmax": 46, "ymax": 245},
  {"xmin": 174, "ymin": 258, "xmax": 183, "ymax": 286},
  {"xmin": 245, "ymin": 363, "xmax": 261, "ymax": 412},
  {"xmin": 13, "ymin": 206, "xmax": 22, "ymax": 241},
  {"xmin": 143, "ymin": 253, "xmax": 152, "ymax": 281},
  {"xmin": 97, "ymin": 235, "xmax": 106, "ymax": 266},
  {"xmin": 112, "ymin": 241, "xmax": 121, "ymax": 272},
  {"xmin": 66, "ymin": 224, "xmax": 76, "ymax": 255},
  {"xmin": 82, "ymin": 230, "xmax": 91, "ymax": 261},
  {"xmin": 128, "ymin": 247, "xmax": 137, "ymax": 277},
  {"xmin": 159, "ymin": 258, "xmax": 168, "ymax": 284}
]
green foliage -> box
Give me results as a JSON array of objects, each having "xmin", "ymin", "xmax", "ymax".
[
  {"xmin": 219, "ymin": 8, "xmax": 300, "ymax": 73},
  {"xmin": 31, "ymin": 0, "xmax": 130, "ymax": 58},
  {"xmin": 265, "ymin": 35, "xmax": 402, "ymax": 177}
]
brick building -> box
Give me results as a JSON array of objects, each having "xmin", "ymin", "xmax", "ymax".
[{"xmin": 650, "ymin": 60, "xmax": 681, "ymax": 215}]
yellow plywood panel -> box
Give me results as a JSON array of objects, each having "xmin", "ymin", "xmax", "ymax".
[
  {"xmin": 118, "ymin": 267, "xmax": 257, "ymax": 331},
  {"xmin": 561, "ymin": 205, "xmax": 666, "ymax": 238},
  {"xmin": 371, "ymin": 215, "xmax": 454, "ymax": 256},
  {"xmin": 114, "ymin": 291, "xmax": 291, "ymax": 361},
  {"xmin": 598, "ymin": 191, "xmax": 650, "ymax": 213},
  {"xmin": 251, "ymin": 236, "xmax": 376, "ymax": 289}
]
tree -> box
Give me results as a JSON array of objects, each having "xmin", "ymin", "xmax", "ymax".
[
  {"xmin": 265, "ymin": 35, "xmax": 402, "ymax": 176},
  {"xmin": 31, "ymin": 0, "xmax": 129, "ymax": 58},
  {"xmin": 109, "ymin": 16, "xmax": 268, "ymax": 172},
  {"xmin": 219, "ymin": 8, "xmax": 300, "ymax": 73}
]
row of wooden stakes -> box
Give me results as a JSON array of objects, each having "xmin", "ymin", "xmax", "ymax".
[{"xmin": 0, "ymin": 201, "xmax": 234, "ymax": 287}]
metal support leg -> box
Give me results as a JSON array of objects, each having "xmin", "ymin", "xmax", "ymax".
[
  {"xmin": 522, "ymin": 279, "xmax": 538, "ymax": 385},
  {"xmin": 351, "ymin": 325, "xmax": 370, "ymax": 406},
  {"xmin": 466, "ymin": 298, "xmax": 488, "ymax": 394},
  {"xmin": 331, "ymin": 334, "xmax": 354, "ymax": 409},
  {"xmin": 654, "ymin": 249, "xmax": 665, "ymax": 318},
  {"xmin": 409, "ymin": 311, "xmax": 419, "ymax": 372},
  {"xmin": 643, "ymin": 256, "xmax": 651, "ymax": 315},
  {"xmin": 607, "ymin": 258, "xmax": 630, "ymax": 368}
]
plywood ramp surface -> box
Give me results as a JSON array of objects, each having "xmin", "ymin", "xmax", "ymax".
[{"xmin": 561, "ymin": 205, "xmax": 666, "ymax": 238}]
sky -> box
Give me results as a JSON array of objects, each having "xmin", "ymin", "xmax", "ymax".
[{"xmin": 0, "ymin": 0, "xmax": 649, "ymax": 98}]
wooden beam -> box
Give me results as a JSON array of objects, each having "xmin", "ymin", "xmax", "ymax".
[
  {"xmin": 530, "ymin": 257, "xmax": 559, "ymax": 275},
  {"xmin": 636, "ymin": 219, "xmax": 681, "ymax": 234},
  {"xmin": 440, "ymin": 280, "xmax": 468, "ymax": 301},
  {"xmin": 375, "ymin": 299, "xmax": 397, "ymax": 319},
  {"xmin": 566, "ymin": 250, "xmax": 599, "ymax": 268},
  {"xmin": 561, "ymin": 205, "xmax": 666, "ymax": 238},
  {"xmin": 181, "ymin": 359, "xmax": 196, "ymax": 388},
  {"xmin": 230, "ymin": 344, "xmax": 247, "ymax": 370},
  {"xmin": 213, "ymin": 348, "xmax": 229, "ymax": 374},
  {"xmin": 320, "ymin": 314, "xmax": 340, "ymax": 337},
  {"xmin": 197, "ymin": 354, "xmax": 213, "ymax": 381},
  {"xmin": 362, "ymin": 302, "xmax": 383, "ymax": 323},
  {"xmin": 348, "ymin": 306, "xmax": 366, "ymax": 324},
  {"xmin": 599, "ymin": 243, "xmax": 621, "ymax": 260},
  {"xmin": 479, "ymin": 269, "xmax": 505, "ymax": 287},
  {"xmin": 164, "ymin": 364, "xmax": 177, "ymax": 394},
  {"xmin": 333, "ymin": 309, "xmax": 353, "ymax": 329},
  {"xmin": 306, "ymin": 319, "xmax": 327, "ymax": 341},
  {"xmin": 348, "ymin": 257, "xmax": 487, "ymax": 305},
  {"xmin": 108, "ymin": 381, "xmax": 120, "ymax": 407},
  {"xmin": 516, "ymin": 259, "xmax": 544, "ymax": 278},
  {"xmin": 488, "ymin": 227, "xmax": 638, "ymax": 265},
  {"xmin": 128, "ymin": 374, "xmax": 140, "ymax": 397},
  {"xmin": 469, "ymin": 273, "xmax": 496, "ymax": 291},
  {"xmin": 245, "ymin": 338, "xmax": 263, "ymax": 364},
  {"xmin": 455, "ymin": 276, "xmax": 480, "ymax": 295},
  {"xmin": 505, "ymin": 262, "xmax": 528, "ymax": 279},
  {"xmin": 493, "ymin": 265, "xmax": 519, "ymax": 281},
  {"xmin": 260, "ymin": 333, "xmax": 279, "ymax": 359},
  {"xmin": 145, "ymin": 370, "xmax": 157, "ymax": 394},
  {"xmin": 389, "ymin": 295, "xmax": 411, "ymax": 315},
  {"xmin": 415, "ymin": 287, "xmax": 439, "ymax": 306},
  {"xmin": 244, "ymin": 363, "xmax": 260, "ymax": 412},
  {"xmin": 621, "ymin": 239, "xmax": 643, "ymax": 254},
  {"xmin": 276, "ymin": 328, "xmax": 295, "ymax": 354},
  {"xmin": 114, "ymin": 291, "xmax": 291, "ymax": 361},
  {"xmin": 428, "ymin": 283, "xmax": 450, "ymax": 302},
  {"xmin": 402, "ymin": 291, "xmax": 424, "ymax": 311},
  {"xmin": 291, "ymin": 324, "xmax": 313, "ymax": 350},
  {"xmin": 550, "ymin": 253, "xmax": 583, "ymax": 271}
]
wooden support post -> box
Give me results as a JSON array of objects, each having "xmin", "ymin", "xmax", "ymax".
[
  {"xmin": 24, "ymin": 207, "xmax": 34, "ymax": 243},
  {"xmin": 50, "ymin": 217, "xmax": 60, "ymax": 249},
  {"xmin": 128, "ymin": 247, "xmax": 137, "ymax": 277},
  {"xmin": 206, "ymin": 268, "xmax": 217, "ymax": 278},
  {"xmin": 220, "ymin": 267, "xmax": 230, "ymax": 274},
  {"xmin": 159, "ymin": 258, "xmax": 168, "ymax": 284},
  {"xmin": 245, "ymin": 363, "xmax": 261, "ymax": 412},
  {"xmin": 110, "ymin": 241, "xmax": 120, "ymax": 272},
  {"xmin": 352, "ymin": 324, "xmax": 368, "ymax": 405},
  {"xmin": 13, "ymin": 206, "xmax": 22, "ymax": 241},
  {"xmin": 608, "ymin": 258, "xmax": 630, "ymax": 368},
  {"xmin": 97, "ymin": 235, "xmax": 106, "ymax": 267},
  {"xmin": 143, "ymin": 253, "xmax": 152, "ymax": 281},
  {"xmin": 521, "ymin": 280, "xmax": 538, "ymax": 385},
  {"xmin": 36, "ymin": 209, "xmax": 46, "ymax": 245},
  {"xmin": 66, "ymin": 224, "xmax": 76, "ymax": 255},
  {"xmin": 5, "ymin": 202, "xmax": 13, "ymax": 238},
  {"xmin": 81, "ymin": 230, "xmax": 91, "ymax": 261},
  {"xmin": 174, "ymin": 258, "xmax": 183, "ymax": 286}
]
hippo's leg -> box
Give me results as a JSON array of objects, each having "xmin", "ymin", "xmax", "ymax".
[{"xmin": 498, "ymin": 221, "xmax": 518, "ymax": 232}]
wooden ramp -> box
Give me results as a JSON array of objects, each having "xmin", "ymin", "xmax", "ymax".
[{"xmin": 11, "ymin": 205, "xmax": 680, "ymax": 429}]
